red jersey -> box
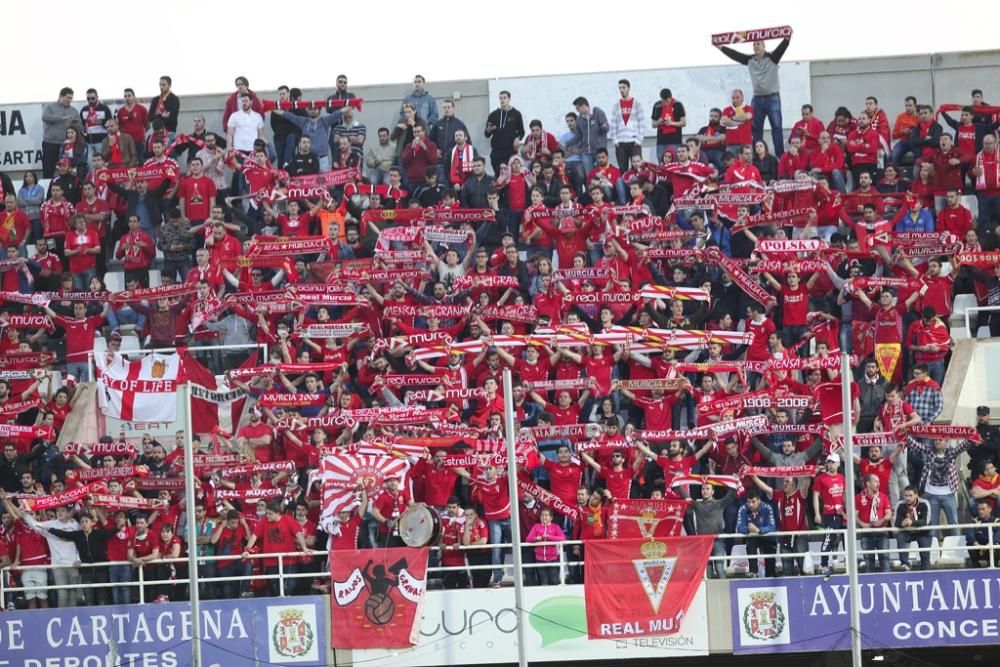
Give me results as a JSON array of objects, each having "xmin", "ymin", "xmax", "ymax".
[
  {"xmin": 0, "ymin": 208, "xmax": 30, "ymax": 247},
  {"xmin": 75, "ymin": 197, "xmax": 110, "ymax": 237},
  {"xmin": 65, "ymin": 229, "xmax": 101, "ymax": 273},
  {"xmin": 656, "ymin": 454, "xmax": 697, "ymax": 500},
  {"xmin": 781, "ymin": 284, "xmax": 809, "ymax": 327},
  {"xmin": 329, "ymin": 514, "xmax": 363, "ymax": 551},
  {"xmin": 13, "ymin": 519, "xmax": 49, "ymax": 566},
  {"xmin": 277, "ymin": 213, "xmax": 312, "ymax": 237},
  {"xmin": 773, "ymin": 490, "xmax": 809, "ymax": 531},
  {"xmin": 40, "ymin": 199, "xmax": 75, "ymax": 237},
  {"xmin": 813, "ymin": 472, "xmax": 847, "ymax": 515},
  {"xmin": 877, "ymin": 399, "xmax": 915, "ymax": 430},
  {"xmin": 872, "ymin": 304, "xmax": 903, "ymax": 345},
  {"xmin": 127, "ymin": 527, "xmax": 161, "ymax": 559},
  {"xmin": 373, "ymin": 489, "xmax": 411, "ymax": 534},
  {"xmin": 814, "ymin": 380, "xmax": 858, "ymax": 425},
  {"xmin": 723, "ymin": 105, "xmax": 753, "ymax": 146},
  {"xmin": 543, "ymin": 458, "xmax": 583, "ymax": 505},
  {"xmin": 745, "ymin": 317, "xmax": 777, "ymax": 362},
  {"xmin": 599, "ymin": 467, "xmax": 634, "ymax": 500},
  {"xmin": 856, "ymin": 490, "xmax": 891, "ymax": 525},
  {"xmin": 237, "ymin": 421, "xmax": 275, "ymax": 462},
  {"xmin": 860, "ymin": 458, "xmax": 893, "ymax": 495},
  {"xmin": 52, "ymin": 314, "xmax": 104, "ymax": 363},
  {"xmin": 416, "ymin": 461, "xmax": 458, "ymax": 507},
  {"xmin": 177, "ymin": 176, "xmax": 217, "ymax": 222},
  {"xmin": 474, "ymin": 477, "xmax": 511, "ymax": 520},
  {"xmin": 972, "ymin": 475, "xmax": 1000, "ymax": 511},
  {"xmin": 213, "ymin": 524, "xmax": 248, "ymax": 566},
  {"xmin": 846, "ymin": 128, "xmax": 878, "ymax": 165},
  {"xmin": 252, "ymin": 514, "xmax": 303, "ymax": 566},
  {"xmin": 117, "ymin": 104, "xmax": 149, "ymax": 145},
  {"xmin": 115, "ymin": 230, "xmax": 155, "ymax": 269},
  {"xmin": 936, "ymin": 205, "xmax": 973, "ymax": 239},
  {"xmin": 106, "ymin": 522, "xmax": 131, "ymax": 561},
  {"xmin": 634, "ymin": 395, "xmax": 676, "ymax": 431},
  {"xmin": 208, "ymin": 233, "xmax": 243, "ymax": 270}
]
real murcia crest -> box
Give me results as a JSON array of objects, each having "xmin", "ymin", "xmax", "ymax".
[{"xmin": 632, "ymin": 540, "xmax": 677, "ymax": 614}]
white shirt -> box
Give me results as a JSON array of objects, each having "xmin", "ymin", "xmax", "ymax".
[
  {"xmin": 229, "ymin": 110, "xmax": 264, "ymax": 152},
  {"xmin": 26, "ymin": 517, "xmax": 81, "ymax": 565}
]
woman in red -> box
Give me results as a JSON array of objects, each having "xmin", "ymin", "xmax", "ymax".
[
  {"xmin": 64, "ymin": 215, "xmax": 101, "ymax": 289},
  {"xmin": 242, "ymin": 501, "xmax": 307, "ymax": 597}
]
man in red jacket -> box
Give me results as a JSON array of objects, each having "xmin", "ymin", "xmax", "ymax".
[
  {"xmin": 855, "ymin": 473, "xmax": 893, "ymax": 572},
  {"xmin": 792, "ymin": 104, "xmax": 825, "ymax": 152},
  {"xmin": 846, "ymin": 110, "xmax": 879, "ymax": 184},
  {"xmin": 809, "ymin": 131, "xmax": 847, "ymax": 192},
  {"xmin": 971, "ymin": 134, "xmax": 1000, "ymax": 231},
  {"xmin": 401, "ymin": 125, "xmax": 439, "ymax": 191},
  {"xmin": 115, "ymin": 214, "xmax": 155, "ymax": 286},
  {"xmin": 936, "ymin": 189, "xmax": 973, "ymax": 238}
]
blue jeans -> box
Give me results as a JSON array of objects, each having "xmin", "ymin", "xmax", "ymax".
[
  {"xmin": 580, "ymin": 153, "xmax": 596, "ymax": 176},
  {"xmin": 926, "ymin": 360, "xmax": 945, "ymax": 387},
  {"xmin": 709, "ymin": 538, "xmax": 727, "ymax": 579},
  {"xmin": 860, "ymin": 533, "xmax": 890, "ymax": 572},
  {"xmin": 751, "ymin": 92, "xmax": 784, "ymax": 155},
  {"xmin": 488, "ymin": 518, "xmax": 512, "ymax": 584},
  {"xmin": 926, "ymin": 492, "xmax": 959, "ymax": 537},
  {"xmin": 108, "ymin": 305, "xmax": 147, "ymax": 332},
  {"xmin": 109, "ymin": 564, "xmax": 132, "ymax": 605},
  {"xmin": 66, "ymin": 361, "xmax": 90, "ymax": 383},
  {"xmin": 896, "ymin": 532, "xmax": 932, "ymax": 569},
  {"xmin": 72, "ymin": 268, "xmax": 96, "ymax": 291},
  {"xmin": 978, "ymin": 194, "xmax": 1000, "ymax": 230},
  {"xmin": 889, "ymin": 140, "xmax": 914, "ymax": 166},
  {"xmin": 216, "ymin": 560, "xmax": 252, "ymax": 599}
]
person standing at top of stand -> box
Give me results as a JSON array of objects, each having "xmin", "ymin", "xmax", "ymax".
[{"xmin": 716, "ymin": 31, "xmax": 792, "ymax": 156}]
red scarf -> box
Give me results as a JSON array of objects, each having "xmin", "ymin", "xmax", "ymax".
[
  {"xmin": 108, "ymin": 132, "xmax": 122, "ymax": 165},
  {"xmin": 659, "ymin": 98, "xmax": 677, "ymax": 135},
  {"xmin": 976, "ymin": 150, "xmax": 1000, "ymax": 192}
]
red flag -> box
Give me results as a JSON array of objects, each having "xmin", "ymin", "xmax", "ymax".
[
  {"xmin": 330, "ymin": 547, "xmax": 428, "ymax": 649},
  {"xmin": 608, "ymin": 499, "xmax": 690, "ymax": 539},
  {"xmin": 584, "ymin": 536, "xmax": 713, "ymax": 640},
  {"xmin": 319, "ymin": 454, "xmax": 411, "ymax": 530},
  {"xmin": 182, "ymin": 350, "xmax": 255, "ymax": 434}
]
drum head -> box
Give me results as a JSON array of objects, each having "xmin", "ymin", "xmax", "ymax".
[{"xmin": 399, "ymin": 505, "xmax": 441, "ymax": 547}]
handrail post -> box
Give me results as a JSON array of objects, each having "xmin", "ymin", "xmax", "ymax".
[
  {"xmin": 138, "ymin": 565, "xmax": 145, "ymax": 604},
  {"xmin": 278, "ymin": 554, "xmax": 285, "ymax": 597}
]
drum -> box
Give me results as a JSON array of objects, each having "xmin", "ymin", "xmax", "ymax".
[{"xmin": 398, "ymin": 504, "xmax": 442, "ymax": 547}]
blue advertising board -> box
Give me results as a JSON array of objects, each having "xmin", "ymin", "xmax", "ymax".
[
  {"xmin": 731, "ymin": 571, "xmax": 1000, "ymax": 654},
  {"xmin": 0, "ymin": 595, "xmax": 327, "ymax": 666}
]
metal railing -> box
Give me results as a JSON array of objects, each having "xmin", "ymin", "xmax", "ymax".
[
  {"xmin": 1, "ymin": 522, "xmax": 994, "ymax": 608},
  {"xmin": 964, "ymin": 305, "xmax": 1000, "ymax": 339}
]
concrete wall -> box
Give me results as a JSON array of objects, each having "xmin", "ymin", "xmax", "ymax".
[
  {"xmin": 176, "ymin": 77, "xmax": 493, "ymax": 159},
  {"xmin": 809, "ymin": 49, "xmax": 1000, "ymax": 125}
]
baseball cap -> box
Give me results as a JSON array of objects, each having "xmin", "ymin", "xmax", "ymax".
[
  {"xmin": 977, "ymin": 406, "xmax": 990, "ymax": 416},
  {"xmin": 826, "ymin": 453, "xmax": 841, "ymax": 463},
  {"xmin": 57, "ymin": 158, "xmax": 70, "ymax": 167}
]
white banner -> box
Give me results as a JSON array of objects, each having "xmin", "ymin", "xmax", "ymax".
[
  {"xmin": 0, "ymin": 104, "xmax": 45, "ymax": 172},
  {"xmin": 349, "ymin": 583, "xmax": 708, "ymax": 665}
]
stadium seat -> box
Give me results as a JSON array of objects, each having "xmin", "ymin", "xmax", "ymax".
[
  {"xmin": 119, "ymin": 334, "xmax": 142, "ymax": 356},
  {"xmin": 961, "ymin": 195, "xmax": 979, "ymax": 220},
  {"xmin": 727, "ymin": 544, "xmax": 749, "ymax": 575},
  {"xmin": 977, "ymin": 325, "xmax": 992, "ymax": 338},
  {"xmin": 936, "ymin": 535, "xmax": 969, "ymax": 567},
  {"xmin": 104, "ymin": 271, "xmax": 124, "ymax": 293},
  {"xmin": 92, "ymin": 335, "xmax": 107, "ymax": 361},
  {"xmin": 952, "ymin": 293, "xmax": 978, "ymax": 318}
]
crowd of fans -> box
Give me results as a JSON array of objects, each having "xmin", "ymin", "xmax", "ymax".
[{"xmin": 3, "ymin": 42, "xmax": 1000, "ymax": 608}]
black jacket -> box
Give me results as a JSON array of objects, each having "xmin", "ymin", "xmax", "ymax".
[
  {"xmin": 108, "ymin": 179, "xmax": 170, "ymax": 231},
  {"xmin": 485, "ymin": 107, "xmax": 525, "ymax": 157},
  {"xmin": 48, "ymin": 527, "xmax": 114, "ymax": 563},
  {"xmin": 151, "ymin": 93, "xmax": 181, "ymax": 132}
]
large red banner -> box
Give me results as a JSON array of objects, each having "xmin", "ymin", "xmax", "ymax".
[
  {"xmin": 584, "ymin": 536, "xmax": 713, "ymax": 640},
  {"xmin": 331, "ymin": 547, "xmax": 428, "ymax": 649},
  {"xmin": 608, "ymin": 499, "xmax": 689, "ymax": 539}
]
